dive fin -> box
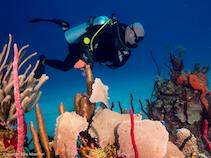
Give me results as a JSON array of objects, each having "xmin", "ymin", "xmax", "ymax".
[
  {"xmin": 34, "ymin": 62, "xmax": 45, "ymax": 79},
  {"xmin": 34, "ymin": 55, "xmax": 46, "ymax": 79},
  {"xmin": 28, "ymin": 18, "xmax": 53, "ymax": 23},
  {"xmin": 28, "ymin": 18, "xmax": 70, "ymax": 31}
]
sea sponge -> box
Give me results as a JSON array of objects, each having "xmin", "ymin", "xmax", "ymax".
[
  {"xmin": 164, "ymin": 141, "xmax": 185, "ymax": 158},
  {"xmin": 54, "ymin": 112, "xmax": 88, "ymax": 158},
  {"xmin": 175, "ymin": 101, "xmax": 202, "ymax": 124},
  {"xmin": 117, "ymin": 119, "xmax": 169, "ymax": 158},
  {"xmin": 89, "ymin": 108, "xmax": 141, "ymax": 148},
  {"xmin": 175, "ymin": 128, "xmax": 199, "ymax": 157},
  {"xmin": 186, "ymin": 101, "xmax": 202, "ymax": 124},
  {"xmin": 89, "ymin": 78, "xmax": 109, "ymax": 107}
]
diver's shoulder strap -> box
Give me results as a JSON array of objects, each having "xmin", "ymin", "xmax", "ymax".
[
  {"xmin": 80, "ymin": 16, "xmax": 119, "ymax": 64},
  {"xmin": 82, "ymin": 16, "xmax": 118, "ymax": 51},
  {"xmin": 116, "ymin": 24, "xmax": 130, "ymax": 51}
]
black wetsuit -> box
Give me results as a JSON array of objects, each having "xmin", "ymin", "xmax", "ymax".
[{"xmin": 44, "ymin": 23, "xmax": 131, "ymax": 71}]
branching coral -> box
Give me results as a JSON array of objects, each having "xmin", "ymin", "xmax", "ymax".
[{"xmin": 0, "ymin": 34, "xmax": 48, "ymax": 129}]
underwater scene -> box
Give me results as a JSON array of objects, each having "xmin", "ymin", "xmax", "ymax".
[{"xmin": 0, "ymin": 0, "xmax": 211, "ymax": 157}]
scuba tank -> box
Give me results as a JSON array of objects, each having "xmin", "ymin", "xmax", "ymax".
[{"xmin": 64, "ymin": 16, "xmax": 109, "ymax": 44}]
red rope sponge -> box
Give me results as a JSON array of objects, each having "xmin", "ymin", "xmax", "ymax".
[
  {"xmin": 203, "ymin": 119, "xmax": 211, "ymax": 151},
  {"xmin": 13, "ymin": 44, "xmax": 24, "ymax": 158},
  {"xmin": 130, "ymin": 108, "xmax": 139, "ymax": 158}
]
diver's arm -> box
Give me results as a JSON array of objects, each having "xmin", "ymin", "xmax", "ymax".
[{"xmin": 45, "ymin": 43, "xmax": 81, "ymax": 71}]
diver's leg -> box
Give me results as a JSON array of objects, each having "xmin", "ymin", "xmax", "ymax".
[
  {"xmin": 45, "ymin": 44, "xmax": 81, "ymax": 71},
  {"xmin": 34, "ymin": 44, "xmax": 81, "ymax": 78}
]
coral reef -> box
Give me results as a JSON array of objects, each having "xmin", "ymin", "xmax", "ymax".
[
  {"xmin": 27, "ymin": 55, "xmax": 190, "ymax": 158},
  {"xmin": 2, "ymin": 36, "xmax": 209, "ymax": 158},
  {"xmin": 147, "ymin": 51, "xmax": 211, "ymax": 157}
]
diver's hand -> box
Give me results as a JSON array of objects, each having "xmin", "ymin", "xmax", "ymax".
[{"xmin": 74, "ymin": 59, "xmax": 87, "ymax": 69}]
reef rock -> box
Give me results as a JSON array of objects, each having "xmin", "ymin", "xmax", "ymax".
[
  {"xmin": 117, "ymin": 119, "xmax": 169, "ymax": 158},
  {"xmin": 54, "ymin": 112, "xmax": 88, "ymax": 158}
]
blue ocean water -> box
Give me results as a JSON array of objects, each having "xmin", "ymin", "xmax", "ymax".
[{"xmin": 0, "ymin": 0, "xmax": 211, "ymax": 137}]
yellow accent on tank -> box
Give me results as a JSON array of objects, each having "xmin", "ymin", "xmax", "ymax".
[{"xmin": 83, "ymin": 37, "xmax": 90, "ymax": 44}]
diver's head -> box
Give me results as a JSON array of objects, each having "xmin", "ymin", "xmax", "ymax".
[{"xmin": 125, "ymin": 22, "xmax": 144, "ymax": 48}]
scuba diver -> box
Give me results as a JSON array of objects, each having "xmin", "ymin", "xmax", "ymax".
[{"xmin": 29, "ymin": 15, "xmax": 145, "ymax": 78}]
